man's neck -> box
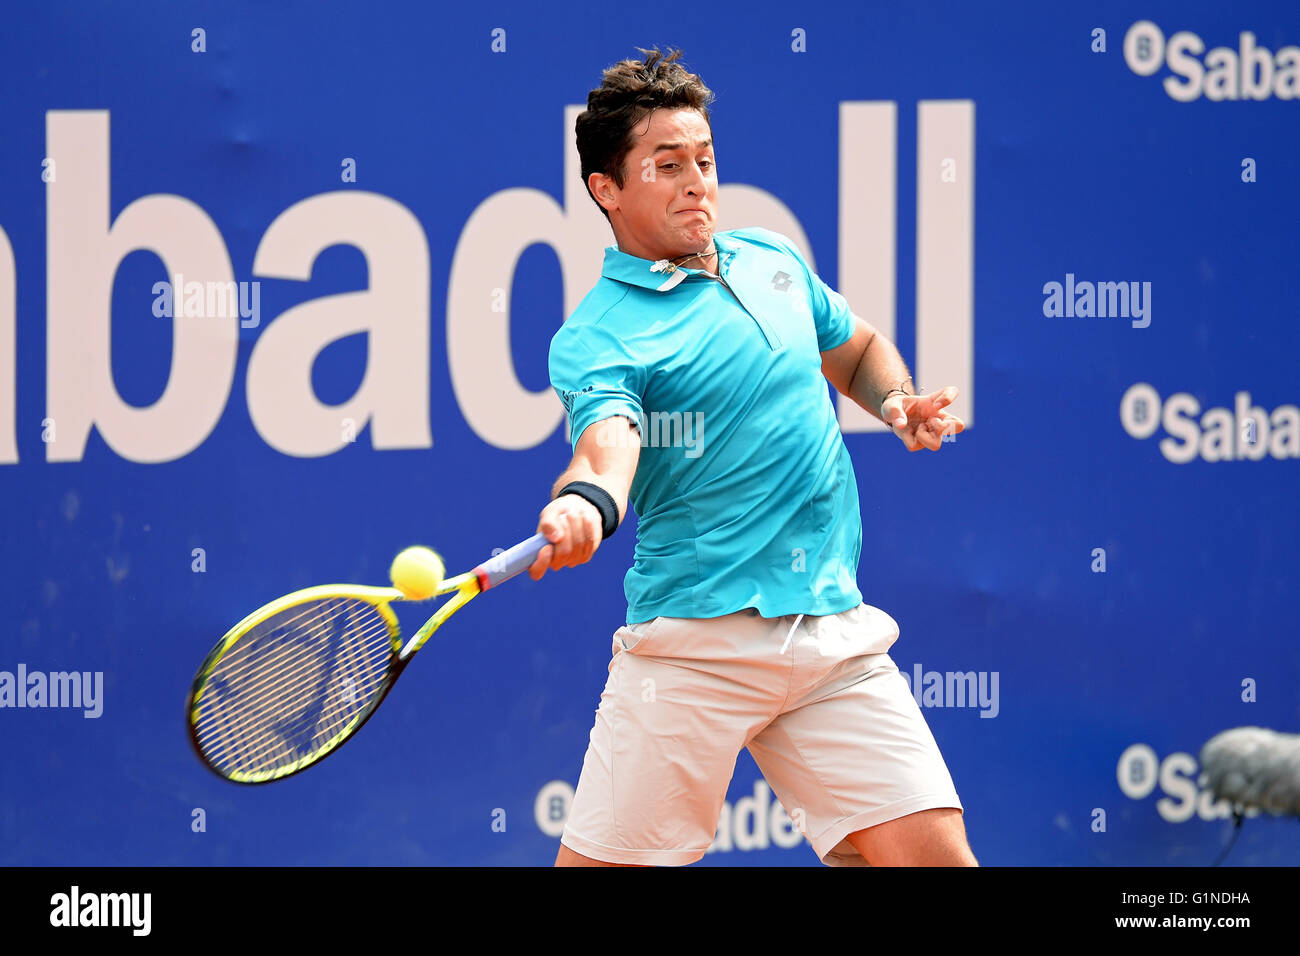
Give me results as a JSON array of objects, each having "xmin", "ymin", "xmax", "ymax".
[
  {"xmin": 667, "ymin": 244, "xmax": 718, "ymax": 274},
  {"xmin": 613, "ymin": 233, "xmax": 718, "ymax": 274}
]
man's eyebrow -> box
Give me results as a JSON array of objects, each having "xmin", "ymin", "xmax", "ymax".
[{"xmin": 652, "ymin": 139, "xmax": 713, "ymax": 153}]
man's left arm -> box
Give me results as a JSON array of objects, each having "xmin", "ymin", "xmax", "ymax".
[{"xmin": 820, "ymin": 313, "xmax": 964, "ymax": 452}]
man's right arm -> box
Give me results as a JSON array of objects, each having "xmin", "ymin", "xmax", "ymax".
[{"xmin": 527, "ymin": 415, "xmax": 641, "ymax": 580}]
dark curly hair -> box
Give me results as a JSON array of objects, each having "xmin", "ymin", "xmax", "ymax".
[{"xmin": 576, "ymin": 47, "xmax": 716, "ymax": 223}]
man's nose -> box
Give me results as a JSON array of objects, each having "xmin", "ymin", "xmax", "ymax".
[{"xmin": 683, "ymin": 161, "xmax": 708, "ymax": 195}]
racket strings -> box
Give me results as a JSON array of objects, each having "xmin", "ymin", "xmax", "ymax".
[
  {"xmin": 220, "ymin": 600, "xmax": 391, "ymax": 771},
  {"xmin": 202, "ymin": 599, "xmax": 379, "ymax": 696},
  {"xmin": 200, "ymin": 600, "xmax": 391, "ymax": 776},
  {"xmin": 207, "ymin": 596, "xmax": 374, "ymax": 676},
  {"xmin": 198, "ymin": 605, "xmax": 381, "ymax": 775},
  {"xmin": 193, "ymin": 597, "xmax": 395, "ymax": 779}
]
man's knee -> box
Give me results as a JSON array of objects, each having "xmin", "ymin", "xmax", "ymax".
[
  {"xmin": 554, "ymin": 842, "xmax": 649, "ymax": 867},
  {"xmin": 845, "ymin": 807, "xmax": 977, "ymax": 866}
]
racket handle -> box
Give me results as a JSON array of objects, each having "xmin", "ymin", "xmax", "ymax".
[{"xmin": 473, "ymin": 533, "xmax": 550, "ymax": 591}]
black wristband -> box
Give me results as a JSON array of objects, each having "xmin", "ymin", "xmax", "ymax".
[{"xmin": 558, "ymin": 481, "xmax": 620, "ymax": 540}]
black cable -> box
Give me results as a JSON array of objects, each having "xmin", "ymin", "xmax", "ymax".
[{"xmin": 1210, "ymin": 808, "xmax": 1246, "ymax": 867}]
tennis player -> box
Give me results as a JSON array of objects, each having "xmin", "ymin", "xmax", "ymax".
[{"xmin": 528, "ymin": 47, "xmax": 977, "ymax": 867}]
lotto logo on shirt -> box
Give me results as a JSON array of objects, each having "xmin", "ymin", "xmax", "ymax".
[{"xmin": 558, "ymin": 384, "xmax": 594, "ymax": 413}]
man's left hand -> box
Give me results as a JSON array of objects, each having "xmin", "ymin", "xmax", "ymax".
[{"xmin": 881, "ymin": 385, "xmax": 965, "ymax": 452}]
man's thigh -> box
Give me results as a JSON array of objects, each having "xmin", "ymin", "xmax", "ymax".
[
  {"xmin": 747, "ymin": 611, "xmax": 965, "ymax": 866},
  {"xmin": 559, "ymin": 613, "xmax": 787, "ymax": 866}
]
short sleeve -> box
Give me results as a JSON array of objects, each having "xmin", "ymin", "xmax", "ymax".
[
  {"xmin": 806, "ymin": 266, "xmax": 855, "ymax": 352},
  {"xmin": 549, "ymin": 320, "xmax": 646, "ymax": 451},
  {"xmin": 759, "ymin": 229, "xmax": 855, "ymax": 352}
]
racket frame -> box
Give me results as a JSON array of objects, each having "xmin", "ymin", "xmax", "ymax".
[
  {"xmin": 187, "ymin": 577, "xmax": 477, "ymax": 785},
  {"xmin": 187, "ymin": 533, "xmax": 546, "ymax": 784}
]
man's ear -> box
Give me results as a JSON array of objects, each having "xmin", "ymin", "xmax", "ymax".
[{"xmin": 588, "ymin": 172, "xmax": 618, "ymax": 214}]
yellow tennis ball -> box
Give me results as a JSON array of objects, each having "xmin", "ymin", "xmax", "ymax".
[{"xmin": 389, "ymin": 546, "xmax": 444, "ymax": 600}]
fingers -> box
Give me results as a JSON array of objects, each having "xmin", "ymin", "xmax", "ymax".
[
  {"xmin": 892, "ymin": 412, "xmax": 964, "ymax": 452},
  {"xmin": 890, "ymin": 420, "xmax": 920, "ymax": 451},
  {"xmin": 886, "ymin": 386, "xmax": 963, "ymax": 453},
  {"xmin": 527, "ymin": 544, "xmax": 553, "ymax": 581},
  {"xmin": 917, "ymin": 417, "xmax": 945, "ymax": 451},
  {"xmin": 530, "ymin": 496, "xmax": 602, "ymax": 580},
  {"xmin": 912, "ymin": 385, "xmax": 959, "ymax": 420},
  {"xmin": 930, "ymin": 385, "xmax": 958, "ymax": 410},
  {"xmin": 884, "ymin": 386, "xmax": 958, "ymax": 430},
  {"xmin": 881, "ymin": 396, "xmax": 908, "ymax": 430}
]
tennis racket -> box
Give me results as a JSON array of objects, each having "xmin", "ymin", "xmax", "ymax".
[{"xmin": 186, "ymin": 532, "xmax": 548, "ymax": 784}]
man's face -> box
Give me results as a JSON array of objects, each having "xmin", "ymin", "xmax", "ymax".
[{"xmin": 593, "ymin": 107, "xmax": 718, "ymax": 262}]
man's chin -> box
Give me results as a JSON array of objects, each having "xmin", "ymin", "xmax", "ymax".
[{"xmin": 678, "ymin": 222, "xmax": 715, "ymax": 248}]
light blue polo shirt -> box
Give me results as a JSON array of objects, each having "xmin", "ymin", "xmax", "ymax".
[{"xmin": 549, "ymin": 226, "xmax": 864, "ymax": 623}]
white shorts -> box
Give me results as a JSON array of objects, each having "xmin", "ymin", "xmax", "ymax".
[{"xmin": 559, "ymin": 603, "xmax": 963, "ymax": 866}]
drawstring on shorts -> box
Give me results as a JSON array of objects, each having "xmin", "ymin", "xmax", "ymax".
[{"xmin": 779, "ymin": 613, "xmax": 805, "ymax": 655}]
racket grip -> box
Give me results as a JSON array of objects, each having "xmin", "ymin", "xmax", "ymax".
[{"xmin": 474, "ymin": 533, "xmax": 550, "ymax": 591}]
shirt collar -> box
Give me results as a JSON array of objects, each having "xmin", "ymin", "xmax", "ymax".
[{"xmin": 600, "ymin": 232, "xmax": 740, "ymax": 292}]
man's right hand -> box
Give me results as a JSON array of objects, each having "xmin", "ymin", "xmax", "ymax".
[{"xmin": 528, "ymin": 493, "xmax": 604, "ymax": 580}]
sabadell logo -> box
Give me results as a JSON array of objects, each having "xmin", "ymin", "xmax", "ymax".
[{"xmin": 1123, "ymin": 20, "xmax": 1300, "ymax": 102}]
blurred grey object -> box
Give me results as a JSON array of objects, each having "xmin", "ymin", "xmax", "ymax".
[{"xmin": 1200, "ymin": 727, "xmax": 1300, "ymax": 817}]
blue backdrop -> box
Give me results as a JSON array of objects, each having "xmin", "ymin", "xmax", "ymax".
[{"xmin": 1, "ymin": 1, "xmax": 1297, "ymax": 865}]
